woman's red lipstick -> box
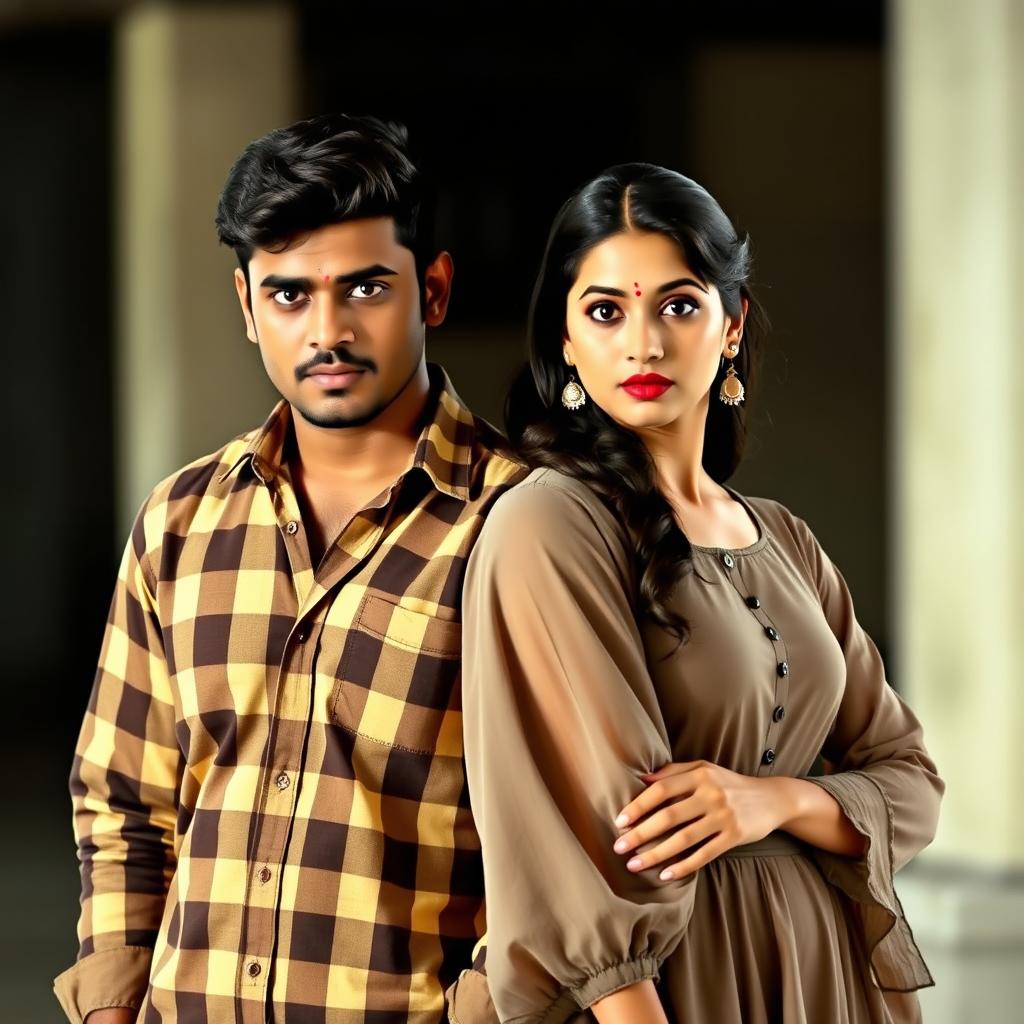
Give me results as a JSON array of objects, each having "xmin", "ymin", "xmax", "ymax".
[{"xmin": 621, "ymin": 373, "xmax": 673, "ymax": 400}]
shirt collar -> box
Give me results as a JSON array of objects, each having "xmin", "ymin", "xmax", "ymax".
[{"xmin": 217, "ymin": 361, "xmax": 478, "ymax": 502}]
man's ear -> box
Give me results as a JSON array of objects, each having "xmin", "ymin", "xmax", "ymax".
[
  {"xmin": 234, "ymin": 267, "xmax": 259, "ymax": 344},
  {"xmin": 423, "ymin": 250, "xmax": 454, "ymax": 327}
]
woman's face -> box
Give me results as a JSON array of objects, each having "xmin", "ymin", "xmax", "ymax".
[{"xmin": 562, "ymin": 229, "xmax": 746, "ymax": 433}]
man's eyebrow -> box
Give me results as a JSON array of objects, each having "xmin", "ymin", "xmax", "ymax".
[
  {"xmin": 576, "ymin": 276, "xmax": 710, "ymax": 300},
  {"xmin": 259, "ymin": 264, "xmax": 399, "ymax": 289}
]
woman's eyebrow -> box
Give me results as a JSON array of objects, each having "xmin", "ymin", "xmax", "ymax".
[
  {"xmin": 657, "ymin": 276, "xmax": 709, "ymax": 295},
  {"xmin": 578, "ymin": 284, "xmax": 627, "ymax": 300}
]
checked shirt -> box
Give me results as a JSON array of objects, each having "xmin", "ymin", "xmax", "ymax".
[{"xmin": 54, "ymin": 361, "xmax": 527, "ymax": 1024}]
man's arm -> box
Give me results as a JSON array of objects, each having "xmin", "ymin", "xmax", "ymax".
[{"xmin": 53, "ymin": 502, "xmax": 183, "ymax": 1024}]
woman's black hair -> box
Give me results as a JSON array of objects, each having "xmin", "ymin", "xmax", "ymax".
[
  {"xmin": 505, "ymin": 162, "xmax": 769, "ymax": 653},
  {"xmin": 215, "ymin": 112, "xmax": 435, "ymax": 312}
]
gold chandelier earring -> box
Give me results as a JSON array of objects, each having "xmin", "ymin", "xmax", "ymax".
[
  {"xmin": 561, "ymin": 371, "xmax": 587, "ymax": 411},
  {"xmin": 718, "ymin": 344, "xmax": 745, "ymax": 406}
]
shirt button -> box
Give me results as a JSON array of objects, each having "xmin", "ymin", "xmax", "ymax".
[
  {"xmin": 275, "ymin": 772, "xmax": 290, "ymax": 791},
  {"xmin": 777, "ymin": 660, "xmax": 789, "ymax": 677},
  {"xmin": 258, "ymin": 866, "xmax": 272, "ymax": 884},
  {"xmin": 772, "ymin": 705, "xmax": 786, "ymax": 722},
  {"xmin": 295, "ymin": 630, "xmax": 307, "ymax": 643},
  {"xmin": 745, "ymin": 595, "xmax": 761, "ymax": 609},
  {"xmin": 286, "ymin": 520, "xmax": 299, "ymax": 535},
  {"xmin": 762, "ymin": 748, "xmax": 776, "ymax": 765},
  {"xmin": 247, "ymin": 961, "xmax": 261, "ymax": 978},
  {"xmin": 722, "ymin": 552, "xmax": 735, "ymax": 568},
  {"xmin": 764, "ymin": 625, "xmax": 780, "ymax": 640}
]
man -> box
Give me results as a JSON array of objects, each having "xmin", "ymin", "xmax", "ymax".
[{"xmin": 54, "ymin": 112, "xmax": 522, "ymax": 1024}]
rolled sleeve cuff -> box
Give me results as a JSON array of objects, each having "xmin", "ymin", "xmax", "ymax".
[
  {"xmin": 53, "ymin": 945, "xmax": 153, "ymax": 1024},
  {"xmin": 445, "ymin": 968, "xmax": 497, "ymax": 1024},
  {"xmin": 568, "ymin": 955, "xmax": 663, "ymax": 1009},
  {"xmin": 805, "ymin": 771, "xmax": 934, "ymax": 991}
]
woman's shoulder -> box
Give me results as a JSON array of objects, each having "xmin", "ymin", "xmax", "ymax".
[
  {"xmin": 490, "ymin": 465, "xmax": 618, "ymax": 524},
  {"xmin": 476, "ymin": 466, "xmax": 634, "ymax": 572},
  {"xmin": 740, "ymin": 491, "xmax": 833, "ymax": 579},
  {"xmin": 742, "ymin": 492, "xmax": 807, "ymax": 535}
]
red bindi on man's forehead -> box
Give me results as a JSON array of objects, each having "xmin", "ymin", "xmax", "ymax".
[{"xmin": 634, "ymin": 281, "xmax": 642, "ymax": 296}]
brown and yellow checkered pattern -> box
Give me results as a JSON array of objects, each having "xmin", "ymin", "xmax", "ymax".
[{"xmin": 54, "ymin": 362, "xmax": 528, "ymax": 1024}]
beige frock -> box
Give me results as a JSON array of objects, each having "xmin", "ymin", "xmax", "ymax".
[{"xmin": 450, "ymin": 466, "xmax": 943, "ymax": 1024}]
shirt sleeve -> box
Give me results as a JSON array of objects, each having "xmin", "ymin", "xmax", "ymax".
[
  {"xmin": 460, "ymin": 477, "xmax": 696, "ymax": 1024},
  {"xmin": 53, "ymin": 498, "xmax": 182, "ymax": 1023},
  {"xmin": 788, "ymin": 512, "xmax": 944, "ymax": 992}
]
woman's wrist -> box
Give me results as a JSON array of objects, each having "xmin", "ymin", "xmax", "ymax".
[
  {"xmin": 766, "ymin": 776, "xmax": 868, "ymax": 857},
  {"xmin": 589, "ymin": 979, "xmax": 670, "ymax": 1024},
  {"xmin": 761, "ymin": 775, "xmax": 807, "ymax": 831}
]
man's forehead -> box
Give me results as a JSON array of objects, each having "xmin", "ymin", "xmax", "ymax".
[{"xmin": 251, "ymin": 216, "xmax": 406, "ymax": 267}]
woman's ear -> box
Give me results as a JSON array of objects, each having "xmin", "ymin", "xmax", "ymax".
[
  {"xmin": 724, "ymin": 294, "xmax": 748, "ymax": 350},
  {"xmin": 562, "ymin": 328, "xmax": 576, "ymax": 366}
]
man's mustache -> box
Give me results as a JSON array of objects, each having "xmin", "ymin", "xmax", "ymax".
[{"xmin": 295, "ymin": 349, "xmax": 375, "ymax": 382}]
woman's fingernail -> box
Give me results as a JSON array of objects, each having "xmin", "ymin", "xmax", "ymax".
[
  {"xmin": 627, "ymin": 857, "xmax": 643, "ymax": 870},
  {"xmin": 613, "ymin": 838, "xmax": 628, "ymax": 852},
  {"xmin": 615, "ymin": 813, "xmax": 629, "ymax": 826},
  {"xmin": 659, "ymin": 868, "xmax": 674, "ymax": 880}
]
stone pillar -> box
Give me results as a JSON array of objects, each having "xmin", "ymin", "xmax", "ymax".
[
  {"xmin": 891, "ymin": 0, "xmax": 1024, "ymax": 1018},
  {"xmin": 115, "ymin": 1, "xmax": 295, "ymax": 527}
]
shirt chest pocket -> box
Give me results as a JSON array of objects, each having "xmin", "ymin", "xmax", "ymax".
[{"xmin": 327, "ymin": 593, "xmax": 463, "ymax": 756}]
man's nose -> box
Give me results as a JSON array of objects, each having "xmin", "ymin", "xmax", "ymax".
[{"xmin": 309, "ymin": 294, "xmax": 356, "ymax": 348}]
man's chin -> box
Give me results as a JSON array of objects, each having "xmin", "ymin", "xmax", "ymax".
[{"xmin": 292, "ymin": 395, "xmax": 381, "ymax": 429}]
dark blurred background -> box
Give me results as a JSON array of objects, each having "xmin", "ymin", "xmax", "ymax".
[{"xmin": 2, "ymin": 0, "xmax": 927, "ymax": 1018}]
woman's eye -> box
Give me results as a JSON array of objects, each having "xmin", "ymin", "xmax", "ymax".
[
  {"xmin": 588, "ymin": 301, "xmax": 620, "ymax": 323},
  {"xmin": 350, "ymin": 282, "xmax": 386, "ymax": 299},
  {"xmin": 270, "ymin": 289, "xmax": 305, "ymax": 307},
  {"xmin": 662, "ymin": 297, "xmax": 699, "ymax": 317}
]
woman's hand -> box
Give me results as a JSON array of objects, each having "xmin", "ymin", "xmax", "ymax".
[{"xmin": 611, "ymin": 760, "xmax": 795, "ymax": 880}]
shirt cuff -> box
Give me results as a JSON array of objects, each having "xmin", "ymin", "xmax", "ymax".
[
  {"xmin": 804, "ymin": 771, "xmax": 934, "ymax": 991},
  {"xmin": 53, "ymin": 945, "xmax": 153, "ymax": 1024},
  {"xmin": 445, "ymin": 967, "xmax": 498, "ymax": 1024}
]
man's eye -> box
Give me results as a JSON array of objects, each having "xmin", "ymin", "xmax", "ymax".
[
  {"xmin": 663, "ymin": 298, "xmax": 699, "ymax": 317},
  {"xmin": 270, "ymin": 289, "xmax": 305, "ymax": 307},
  {"xmin": 588, "ymin": 302, "xmax": 620, "ymax": 323},
  {"xmin": 350, "ymin": 282, "xmax": 386, "ymax": 299}
]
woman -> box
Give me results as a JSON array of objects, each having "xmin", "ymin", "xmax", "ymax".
[{"xmin": 449, "ymin": 164, "xmax": 943, "ymax": 1024}]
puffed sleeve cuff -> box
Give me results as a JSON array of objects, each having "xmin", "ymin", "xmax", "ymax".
[
  {"xmin": 568, "ymin": 955, "xmax": 663, "ymax": 1008},
  {"xmin": 53, "ymin": 945, "xmax": 153, "ymax": 1023},
  {"xmin": 804, "ymin": 771, "xmax": 934, "ymax": 991},
  {"xmin": 449, "ymin": 957, "xmax": 664, "ymax": 1024}
]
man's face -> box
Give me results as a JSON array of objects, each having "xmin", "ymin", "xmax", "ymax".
[{"xmin": 234, "ymin": 217, "xmax": 452, "ymax": 428}]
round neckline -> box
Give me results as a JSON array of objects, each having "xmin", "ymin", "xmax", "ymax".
[{"xmin": 686, "ymin": 484, "xmax": 769, "ymax": 556}]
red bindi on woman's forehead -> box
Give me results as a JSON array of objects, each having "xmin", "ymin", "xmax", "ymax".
[{"xmin": 634, "ymin": 281, "xmax": 642, "ymax": 296}]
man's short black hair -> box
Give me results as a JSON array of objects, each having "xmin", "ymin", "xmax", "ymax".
[{"xmin": 215, "ymin": 112, "xmax": 435, "ymax": 297}]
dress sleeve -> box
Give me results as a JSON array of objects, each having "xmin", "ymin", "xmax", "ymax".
[
  {"xmin": 788, "ymin": 512, "xmax": 944, "ymax": 992},
  {"xmin": 460, "ymin": 478, "xmax": 695, "ymax": 1024},
  {"xmin": 52, "ymin": 497, "xmax": 182, "ymax": 1022}
]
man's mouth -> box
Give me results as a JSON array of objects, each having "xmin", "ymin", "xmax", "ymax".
[{"xmin": 302, "ymin": 365, "xmax": 368, "ymax": 389}]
